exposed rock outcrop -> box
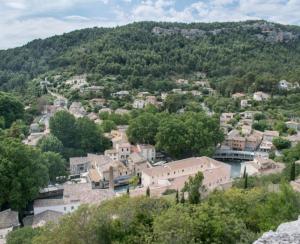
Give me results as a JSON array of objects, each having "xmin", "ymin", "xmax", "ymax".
[
  {"xmin": 152, "ymin": 22, "xmax": 299, "ymax": 43},
  {"xmin": 254, "ymin": 217, "xmax": 300, "ymax": 244}
]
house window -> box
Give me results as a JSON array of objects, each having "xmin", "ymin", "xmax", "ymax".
[
  {"xmin": 64, "ymin": 207, "xmax": 67, "ymax": 211},
  {"xmin": 167, "ymin": 173, "xmax": 170, "ymax": 176},
  {"xmin": 71, "ymin": 206, "xmax": 74, "ymax": 210},
  {"xmin": 182, "ymin": 169, "xmax": 184, "ymax": 172}
]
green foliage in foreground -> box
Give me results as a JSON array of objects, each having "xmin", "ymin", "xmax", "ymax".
[{"xmin": 8, "ymin": 184, "xmax": 300, "ymax": 244}]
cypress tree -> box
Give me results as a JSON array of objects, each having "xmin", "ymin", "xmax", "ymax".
[
  {"xmin": 146, "ymin": 186, "xmax": 150, "ymax": 197},
  {"xmin": 175, "ymin": 189, "xmax": 179, "ymax": 204},
  {"xmin": 244, "ymin": 173, "xmax": 248, "ymax": 189},
  {"xmin": 243, "ymin": 167, "xmax": 247, "ymax": 178},
  {"xmin": 180, "ymin": 191, "xmax": 185, "ymax": 204},
  {"xmin": 127, "ymin": 186, "xmax": 130, "ymax": 195},
  {"xmin": 290, "ymin": 161, "xmax": 296, "ymax": 181}
]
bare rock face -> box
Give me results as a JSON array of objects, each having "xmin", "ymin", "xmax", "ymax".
[
  {"xmin": 151, "ymin": 26, "xmax": 207, "ymax": 39},
  {"xmin": 254, "ymin": 217, "xmax": 300, "ymax": 244},
  {"xmin": 152, "ymin": 22, "xmax": 299, "ymax": 43}
]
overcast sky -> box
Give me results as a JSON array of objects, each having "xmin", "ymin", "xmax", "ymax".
[{"xmin": 1, "ymin": 0, "xmax": 300, "ymax": 50}]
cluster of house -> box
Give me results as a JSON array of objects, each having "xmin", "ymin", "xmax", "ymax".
[
  {"xmin": 132, "ymin": 80, "xmax": 215, "ymax": 110},
  {"xmin": 231, "ymin": 91, "xmax": 270, "ymax": 109},
  {"xmin": 0, "ymin": 183, "xmax": 116, "ymax": 243},
  {"xmin": 231, "ymin": 80, "xmax": 299, "ymax": 109},
  {"xmin": 67, "ymin": 124, "xmax": 233, "ymax": 196},
  {"xmin": 220, "ymin": 111, "xmax": 300, "ymax": 155},
  {"xmin": 70, "ymin": 126, "xmax": 156, "ymax": 189},
  {"xmin": 240, "ymin": 157, "xmax": 285, "ymax": 177},
  {"xmin": 64, "ymin": 74, "xmax": 104, "ymax": 93},
  {"xmin": 219, "ymin": 110, "xmax": 300, "ymax": 177}
]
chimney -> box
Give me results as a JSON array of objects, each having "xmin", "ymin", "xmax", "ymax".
[{"xmin": 109, "ymin": 166, "xmax": 114, "ymax": 190}]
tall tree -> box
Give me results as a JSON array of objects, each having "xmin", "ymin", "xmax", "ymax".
[
  {"xmin": 0, "ymin": 138, "xmax": 48, "ymax": 210},
  {"xmin": 290, "ymin": 161, "xmax": 296, "ymax": 181},
  {"xmin": 37, "ymin": 134, "xmax": 63, "ymax": 154},
  {"xmin": 244, "ymin": 173, "xmax": 248, "ymax": 189},
  {"xmin": 42, "ymin": 152, "xmax": 67, "ymax": 183},
  {"xmin": 0, "ymin": 92, "xmax": 24, "ymax": 128},
  {"xmin": 146, "ymin": 187, "xmax": 150, "ymax": 197},
  {"xmin": 175, "ymin": 189, "xmax": 179, "ymax": 204},
  {"xmin": 75, "ymin": 117, "xmax": 108, "ymax": 153},
  {"xmin": 49, "ymin": 111, "xmax": 77, "ymax": 148},
  {"xmin": 182, "ymin": 172, "xmax": 204, "ymax": 204},
  {"xmin": 127, "ymin": 113, "xmax": 159, "ymax": 145}
]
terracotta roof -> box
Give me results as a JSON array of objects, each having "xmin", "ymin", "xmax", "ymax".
[{"xmin": 142, "ymin": 157, "xmax": 229, "ymax": 177}]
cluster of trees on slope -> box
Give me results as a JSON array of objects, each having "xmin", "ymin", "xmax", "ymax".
[
  {"xmin": 1, "ymin": 21, "xmax": 300, "ymax": 95},
  {"xmin": 7, "ymin": 183, "xmax": 300, "ymax": 244},
  {"xmin": 38, "ymin": 110, "xmax": 110, "ymax": 158}
]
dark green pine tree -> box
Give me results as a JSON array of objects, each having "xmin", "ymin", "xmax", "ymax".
[
  {"xmin": 146, "ymin": 187, "xmax": 150, "ymax": 197},
  {"xmin": 180, "ymin": 191, "xmax": 185, "ymax": 204},
  {"xmin": 290, "ymin": 161, "xmax": 296, "ymax": 181},
  {"xmin": 244, "ymin": 173, "xmax": 248, "ymax": 189},
  {"xmin": 127, "ymin": 186, "xmax": 130, "ymax": 195},
  {"xmin": 243, "ymin": 167, "xmax": 247, "ymax": 178},
  {"xmin": 175, "ymin": 189, "xmax": 179, "ymax": 204}
]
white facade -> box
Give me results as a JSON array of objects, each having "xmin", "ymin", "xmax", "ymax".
[
  {"xmin": 253, "ymin": 92, "xmax": 270, "ymax": 101},
  {"xmin": 116, "ymin": 143, "xmax": 131, "ymax": 160},
  {"xmin": 141, "ymin": 157, "xmax": 231, "ymax": 191},
  {"xmin": 137, "ymin": 144, "xmax": 156, "ymax": 162},
  {"xmin": 241, "ymin": 99, "xmax": 249, "ymax": 108},
  {"xmin": 0, "ymin": 227, "xmax": 13, "ymax": 244},
  {"xmin": 34, "ymin": 201, "xmax": 80, "ymax": 215},
  {"xmin": 133, "ymin": 99, "xmax": 145, "ymax": 109}
]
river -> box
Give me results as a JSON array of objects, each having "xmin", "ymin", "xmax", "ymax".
[{"xmin": 224, "ymin": 161, "xmax": 243, "ymax": 178}]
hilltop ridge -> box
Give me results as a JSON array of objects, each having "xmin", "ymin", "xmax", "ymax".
[{"xmin": 0, "ymin": 20, "xmax": 300, "ymax": 95}]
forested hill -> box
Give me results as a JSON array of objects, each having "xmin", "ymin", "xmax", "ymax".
[{"xmin": 1, "ymin": 20, "xmax": 300, "ymax": 94}]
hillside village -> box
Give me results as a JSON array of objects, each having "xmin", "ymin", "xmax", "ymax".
[
  {"xmin": 0, "ymin": 71, "xmax": 298, "ymax": 242},
  {"xmin": 1, "ymin": 20, "xmax": 300, "ymax": 244}
]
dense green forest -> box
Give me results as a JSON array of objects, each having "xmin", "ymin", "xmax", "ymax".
[{"xmin": 1, "ymin": 20, "xmax": 300, "ymax": 95}]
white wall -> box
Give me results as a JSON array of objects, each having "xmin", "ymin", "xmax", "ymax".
[
  {"xmin": 34, "ymin": 203, "xmax": 80, "ymax": 215},
  {"xmin": 0, "ymin": 227, "xmax": 13, "ymax": 244}
]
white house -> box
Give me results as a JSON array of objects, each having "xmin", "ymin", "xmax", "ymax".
[
  {"xmin": 263, "ymin": 130, "xmax": 279, "ymax": 142},
  {"xmin": 133, "ymin": 99, "xmax": 146, "ymax": 109},
  {"xmin": 253, "ymin": 92, "xmax": 270, "ymax": 101},
  {"xmin": 137, "ymin": 144, "xmax": 156, "ymax": 162},
  {"xmin": 240, "ymin": 157, "xmax": 284, "ymax": 177},
  {"xmin": 33, "ymin": 183, "xmax": 115, "ymax": 215},
  {"xmin": 0, "ymin": 209, "xmax": 20, "ymax": 244},
  {"xmin": 241, "ymin": 99, "xmax": 249, "ymax": 108}
]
